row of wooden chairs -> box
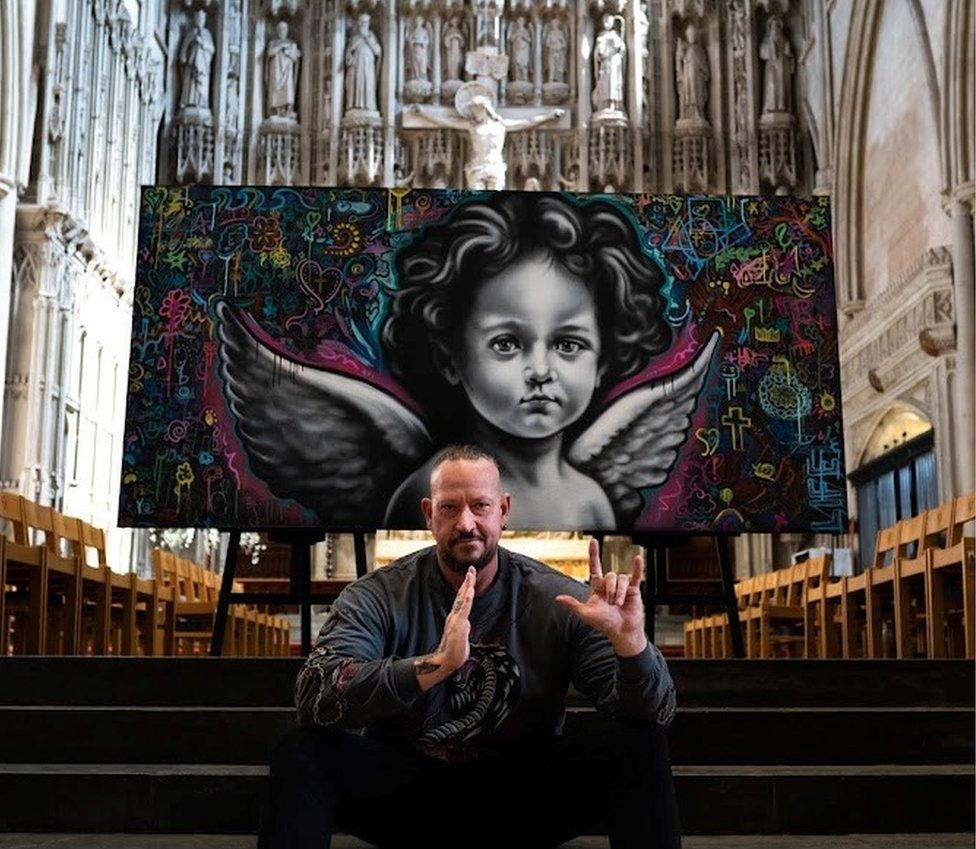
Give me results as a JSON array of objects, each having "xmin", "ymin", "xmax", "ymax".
[
  {"xmin": 152, "ymin": 549, "xmax": 290, "ymax": 656},
  {"xmin": 685, "ymin": 555, "xmax": 830, "ymax": 659},
  {"xmin": 685, "ymin": 493, "xmax": 974, "ymax": 659},
  {"xmin": 805, "ymin": 493, "xmax": 974, "ymax": 660},
  {"xmin": 1, "ymin": 492, "xmax": 289, "ymax": 656}
]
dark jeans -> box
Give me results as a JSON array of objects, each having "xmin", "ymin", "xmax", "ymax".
[{"xmin": 258, "ymin": 722, "xmax": 681, "ymax": 849}]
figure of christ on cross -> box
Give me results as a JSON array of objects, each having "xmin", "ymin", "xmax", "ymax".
[{"xmin": 407, "ymin": 97, "xmax": 564, "ymax": 189}]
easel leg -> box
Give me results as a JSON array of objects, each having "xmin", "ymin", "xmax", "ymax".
[
  {"xmin": 353, "ymin": 533, "xmax": 368, "ymax": 578},
  {"xmin": 210, "ymin": 531, "xmax": 241, "ymax": 657},
  {"xmin": 716, "ymin": 536, "xmax": 744, "ymax": 658},
  {"xmin": 292, "ymin": 540, "xmax": 313, "ymax": 656}
]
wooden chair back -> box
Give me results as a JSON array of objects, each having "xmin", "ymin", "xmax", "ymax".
[
  {"xmin": 21, "ymin": 501, "xmax": 60, "ymax": 554},
  {"xmin": 896, "ymin": 514, "xmax": 927, "ymax": 560},
  {"xmin": 950, "ymin": 493, "xmax": 976, "ymax": 546},
  {"xmin": 54, "ymin": 513, "xmax": 84, "ymax": 559},
  {"xmin": 779, "ymin": 566, "xmax": 802, "ymax": 606},
  {"xmin": 79, "ymin": 521, "xmax": 109, "ymax": 568},
  {"xmin": 0, "ymin": 492, "xmax": 28, "ymax": 545},
  {"xmin": 921, "ymin": 502, "xmax": 955, "ymax": 551},
  {"xmin": 873, "ymin": 523, "xmax": 901, "ymax": 568},
  {"xmin": 802, "ymin": 555, "xmax": 831, "ymax": 593}
]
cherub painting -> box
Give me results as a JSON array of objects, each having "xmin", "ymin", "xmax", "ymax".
[
  {"xmin": 121, "ymin": 187, "xmax": 845, "ymax": 534},
  {"xmin": 215, "ymin": 194, "xmax": 719, "ymax": 530}
]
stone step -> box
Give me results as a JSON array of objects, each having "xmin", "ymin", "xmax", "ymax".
[
  {"xmin": 1, "ymin": 835, "xmax": 975, "ymax": 849},
  {"xmin": 0, "ymin": 657, "xmax": 971, "ymax": 708},
  {"xmin": 0, "ymin": 705, "xmax": 970, "ymax": 766},
  {"xmin": 0, "ymin": 764, "xmax": 971, "ymax": 835}
]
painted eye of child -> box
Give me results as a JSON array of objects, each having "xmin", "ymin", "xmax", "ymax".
[
  {"xmin": 552, "ymin": 337, "xmax": 588, "ymax": 356},
  {"xmin": 489, "ymin": 335, "xmax": 520, "ymax": 355}
]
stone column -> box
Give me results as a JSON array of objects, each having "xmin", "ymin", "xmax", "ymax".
[
  {"xmin": 0, "ymin": 179, "xmax": 17, "ymax": 442},
  {"xmin": 950, "ymin": 191, "xmax": 975, "ymax": 494}
]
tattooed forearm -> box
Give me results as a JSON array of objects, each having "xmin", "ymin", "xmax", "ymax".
[{"xmin": 414, "ymin": 655, "xmax": 442, "ymax": 676}]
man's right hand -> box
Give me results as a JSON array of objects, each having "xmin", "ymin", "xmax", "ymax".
[{"xmin": 413, "ymin": 566, "xmax": 475, "ymax": 691}]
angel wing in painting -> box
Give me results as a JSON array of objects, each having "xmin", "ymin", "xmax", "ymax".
[{"xmin": 216, "ymin": 300, "xmax": 719, "ymax": 529}]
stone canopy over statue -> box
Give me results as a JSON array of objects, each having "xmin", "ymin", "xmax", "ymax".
[{"xmin": 406, "ymin": 82, "xmax": 564, "ymax": 189}]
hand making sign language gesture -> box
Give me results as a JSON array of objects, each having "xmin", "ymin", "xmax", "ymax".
[
  {"xmin": 556, "ymin": 538, "xmax": 650, "ymax": 658},
  {"xmin": 413, "ymin": 565, "xmax": 477, "ymax": 691}
]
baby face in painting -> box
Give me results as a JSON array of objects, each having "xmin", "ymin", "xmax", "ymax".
[{"xmin": 451, "ymin": 253, "xmax": 603, "ymax": 439}]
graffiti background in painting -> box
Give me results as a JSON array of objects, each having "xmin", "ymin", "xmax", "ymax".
[{"xmin": 119, "ymin": 187, "xmax": 845, "ymax": 532}]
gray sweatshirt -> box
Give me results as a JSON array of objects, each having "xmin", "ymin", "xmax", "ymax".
[{"xmin": 295, "ymin": 546, "xmax": 676, "ymax": 760}]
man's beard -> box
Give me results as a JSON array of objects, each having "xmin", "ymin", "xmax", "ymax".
[{"xmin": 440, "ymin": 535, "xmax": 497, "ymax": 574}]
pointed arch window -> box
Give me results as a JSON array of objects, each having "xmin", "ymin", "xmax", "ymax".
[{"xmin": 848, "ymin": 406, "xmax": 937, "ymax": 570}]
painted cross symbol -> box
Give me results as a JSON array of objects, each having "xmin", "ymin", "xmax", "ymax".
[{"xmin": 721, "ymin": 405, "xmax": 752, "ymax": 451}]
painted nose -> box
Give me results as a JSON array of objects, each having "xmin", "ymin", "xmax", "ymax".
[{"xmin": 523, "ymin": 344, "xmax": 554, "ymax": 384}]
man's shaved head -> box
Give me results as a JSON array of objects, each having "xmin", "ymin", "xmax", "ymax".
[{"xmin": 428, "ymin": 444, "xmax": 500, "ymax": 494}]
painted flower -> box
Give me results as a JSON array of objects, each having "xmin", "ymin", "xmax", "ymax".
[
  {"xmin": 159, "ymin": 289, "xmax": 191, "ymax": 324},
  {"xmin": 249, "ymin": 215, "xmax": 283, "ymax": 253}
]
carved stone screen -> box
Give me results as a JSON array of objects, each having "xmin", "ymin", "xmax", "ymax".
[{"xmin": 119, "ymin": 187, "xmax": 846, "ymax": 533}]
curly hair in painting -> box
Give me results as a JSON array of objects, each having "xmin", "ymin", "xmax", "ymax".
[{"xmin": 381, "ymin": 192, "xmax": 673, "ymax": 425}]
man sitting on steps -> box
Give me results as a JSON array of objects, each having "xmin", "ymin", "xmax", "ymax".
[{"xmin": 260, "ymin": 444, "xmax": 681, "ymax": 849}]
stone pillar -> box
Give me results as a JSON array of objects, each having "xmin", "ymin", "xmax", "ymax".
[
  {"xmin": 950, "ymin": 192, "xmax": 975, "ymax": 495},
  {"xmin": 0, "ymin": 179, "xmax": 17, "ymax": 442}
]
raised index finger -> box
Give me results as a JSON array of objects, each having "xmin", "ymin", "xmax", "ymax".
[{"xmin": 588, "ymin": 538, "xmax": 603, "ymax": 580}]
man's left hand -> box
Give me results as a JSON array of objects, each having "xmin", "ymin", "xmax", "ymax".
[{"xmin": 555, "ymin": 538, "xmax": 649, "ymax": 658}]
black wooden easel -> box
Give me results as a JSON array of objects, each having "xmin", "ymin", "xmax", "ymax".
[
  {"xmin": 210, "ymin": 529, "xmax": 371, "ymax": 656},
  {"xmin": 212, "ymin": 530, "xmax": 744, "ymax": 658}
]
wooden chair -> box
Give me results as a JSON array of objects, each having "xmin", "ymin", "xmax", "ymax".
[
  {"xmin": 175, "ymin": 557, "xmax": 217, "ymax": 655},
  {"xmin": 59, "ymin": 515, "xmax": 112, "ymax": 655},
  {"xmin": 741, "ymin": 571, "xmax": 777, "ymax": 658},
  {"xmin": 893, "ymin": 510, "xmax": 945, "ymax": 658},
  {"xmin": 77, "ymin": 521, "xmax": 142, "ymax": 655},
  {"xmin": 928, "ymin": 494, "xmax": 976, "ymax": 658},
  {"xmin": 841, "ymin": 567, "xmax": 871, "ymax": 658},
  {"xmin": 0, "ymin": 493, "xmax": 48, "ymax": 654},
  {"xmin": 865, "ymin": 524, "xmax": 902, "ymax": 658},
  {"xmin": 804, "ymin": 557, "xmax": 844, "ymax": 658},
  {"xmin": 22, "ymin": 501, "xmax": 83, "ymax": 655}
]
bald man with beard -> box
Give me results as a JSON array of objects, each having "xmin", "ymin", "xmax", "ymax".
[{"xmin": 260, "ymin": 444, "xmax": 681, "ymax": 849}]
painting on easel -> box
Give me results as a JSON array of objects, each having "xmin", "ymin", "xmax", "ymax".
[{"xmin": 119, "ymin": 187, "xmax": 846, "ymax": 533}]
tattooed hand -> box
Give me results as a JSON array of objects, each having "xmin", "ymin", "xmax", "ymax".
[{"xmin": 414, "ymin": 565, "xmax": 476, "ymax": 692}]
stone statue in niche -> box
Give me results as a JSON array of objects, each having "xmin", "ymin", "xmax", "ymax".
[
  {"xmin": 542, "ymin": 18, "xmax": 569, "ymax": 104},
  {"xmin": 178, "ymin": 9, "xmax": 216, "ymax": 114},
  {"xmin": 443, "ymin": 17, "xmax": 465, "ymax": 82},
  {"xmin": 405, "ymin": 17, "xmax": 433, "ymax": 101},
  {"xmin": 406, "ymin": 83, "xmax": 563, "ymax": 189},
  {"xmin": 408, "ymin": 18, "xmax": 430, "ymax": 81},
  {"xmin": 592, "ymin": 14, "xmax": 626, "ymax": 118},
  {"xmin": 508, "ymin": 17, "xmax": 532, "ymax": 81},
  {"xmin": 759, "ymin": 15, "xmax": 794, "ymax": 115},
  {"xmin": 344, "ymin": 13, "xmax": 381, "ymax": 118},
  {"xmin": 675, "ymin": 21, "xmax": 709, "ymax": 124},
  {"xmin": 506, "ymin": 16, "xmax": 534, "ymax": 104},
  {"xmin": 543, "ymin": 19, "xmax": 567, "ymax": 83},
  {"xmin": 265, "ymin": 20, "xmax": 301, "ymax": 121}
]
